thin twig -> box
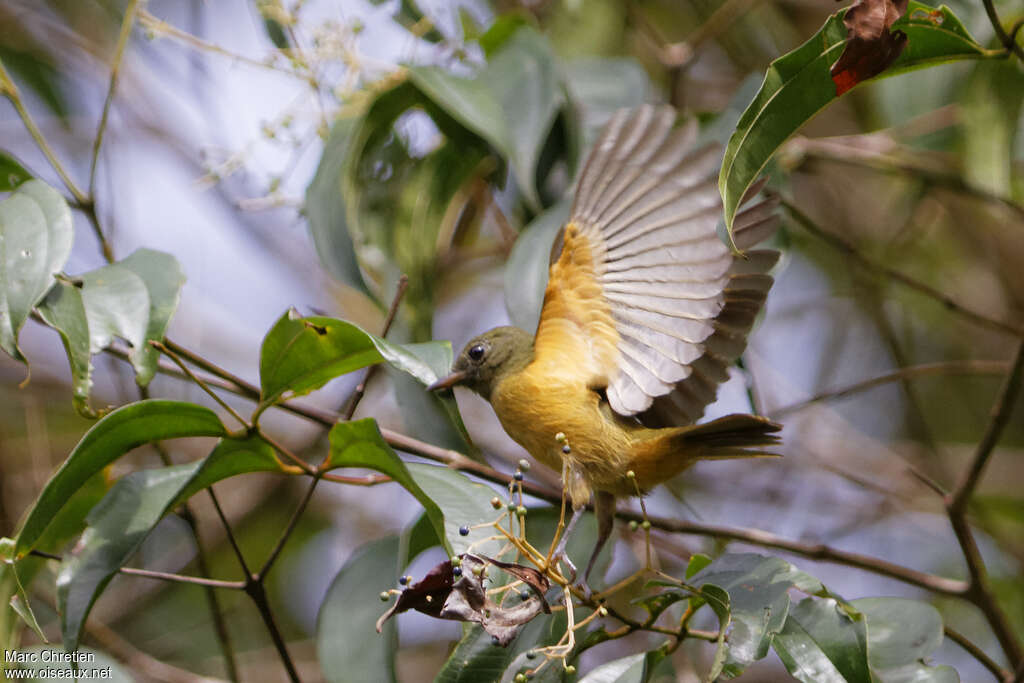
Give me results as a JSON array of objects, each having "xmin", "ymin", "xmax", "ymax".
[
  {"xmin": 0, "ymin": 61, "xmax": 87, "ymax": 204},
  {"xmin": 945, "ymin": 341, "xmax": 1024, "ymax": 669},
  {"xmin": 28, "ymin": 550, "xmax": 245, "ymax": 589},
  {"xmin": 257, "ymin": 476, "xmax": 320, "ymax": 579},
  {"xmin": 981, "ymin": 0, "xmax": 1024, "ymax": 60},
  {"xmin": 321, "ymin": 472, "xmax": 391, "ymax": 486},
  {"xmin": 151, "ymin": 341, "xmax": 251, "ymax": 429},
  {"xmin": 945, "ymin": 625, "xmax": 1012, "ymax": 683},
  {"xmin": 89, "ymin": 0, "xmax": 141, "ymax": 198},
  {"xmin": 770, "ymin": 360, "xmax": 1010, "ymax": 418},
  {"xmin": 783, "ymin": 199, "xmax": 1024, "ymax": 338},
  {"xmin": 341, "ymin": 275, "xmax": 409, "ymax": 421},
  {"xmin": 243, "ymin": 580, "xmax": 301, "ymax": 683},
  {"xmin": 259, "ymin": 430, "xmax": 316, "ymax": 475},
  {"xmin": 207, "ymin": 486, "xmax": 253, "ymax": 579}
]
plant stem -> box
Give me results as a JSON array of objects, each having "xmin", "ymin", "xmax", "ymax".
[{"xmin": 244, "ymin": 579, "xmax": 301, "ymax": 683}]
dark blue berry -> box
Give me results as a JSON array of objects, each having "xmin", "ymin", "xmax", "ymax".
[
  {"xmin": 491, "ymin": 635, "xmax": 500, "ymax": 646},
  {"xmin": 453, "ymin": 566, "xmax": 463, "ymax": 577},
  {"xmin": 398, "ymin": 575, "xmax": 409, "ymax": 586},
  {"xmin": 519, "ymin": 589, "xmax": 530, "ymax": 601},
  {"xmin": 513, "ymin": 471, "xmax": 524, "ymax": 481},
  {"xmin": 562, "ymin": 444, "xmax": 571, "ymax": 454},
  {"xmin": 459, "ymin": 525, "xmax": 470, "ymax": 536}
]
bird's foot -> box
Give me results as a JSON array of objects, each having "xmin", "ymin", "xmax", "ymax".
[{"xmin": 547, "ymin": 550, "xmax": 578, "ymax": 585}]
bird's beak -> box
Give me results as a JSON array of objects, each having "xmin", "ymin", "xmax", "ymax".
[{"xmin": 426, "ymin": 370, "xmax": 469, "ymax": 392}]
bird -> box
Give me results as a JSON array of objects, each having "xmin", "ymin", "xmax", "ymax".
[{"xmin": 428, "ymin": 104, "xmax": 782, "ymax": 585}]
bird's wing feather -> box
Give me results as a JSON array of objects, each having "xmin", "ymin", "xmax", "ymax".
[{"xmin": 532, "ymin": 105, "xmax": 779, "ymax": 421}]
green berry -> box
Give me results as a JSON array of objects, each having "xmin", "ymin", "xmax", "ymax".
[
  {"xmin": 507, "ymin": 502, "xmax": 517, "ymax": 512},
  {"xmin": 564, "ymin": 665, "xmax": 576, "ymax": 675},
  {"xmin": 555, "ymin": 432, "xmax": 566, "ymax": 442},
  {"xmin": 515, "ymin": 675, "xmax": 527, "ymax": 683},
  {"xmin": 598, "ymin": 606, "xmax": 608, "ymax": 617},
  {"xmin": 516, "ymin": 506, "xmax": 527, "ymax": 517},
  {"xmin": 628, "ymin": 520, "xmax": 639, "ymax": 532},
  {"xmin": 451, "ymin": 556, "xmax": 461, "ymax": 567},
  {"xmin": 641, "ymin": 520, "xmax": 651, "ymax": 530},
  {"xmin": 626, "ymin": 470, "xmax": 635, "ymax": 479},
  {"xmin": 379, "ymin": 591, "xmax": 390, "ymax": 601},
  {"xmin": 518, "ymin": 459, "xmax": 531, "ymax": 471}
]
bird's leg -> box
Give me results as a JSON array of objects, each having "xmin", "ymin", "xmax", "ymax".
[
  {"xmin": 626, "ymin": 471, "xmax": 655, "ymax": 570},
  {"xmin": 583, "ymin": 491, "xmax": 615, "ymax": 584}
]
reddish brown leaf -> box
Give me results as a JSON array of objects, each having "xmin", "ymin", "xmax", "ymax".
[
  {"xmin": 830, "ymin": 0, "xmax": 909, "ymax": 95},
  {"xmin": 375, "ymin": 554, "xmax": 549, "ymax": 646}
]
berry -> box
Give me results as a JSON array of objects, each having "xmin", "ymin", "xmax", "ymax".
[
  {"xmin": 516, "ymin": 506, "xmax": 527, "ymax": 517},
  {"xmin": 519, "ymin": 589, "xmax": 530, "ymax": 601},
  {"xmin": 491, "ymin": 635, "xmax": 500, "ymax": 646},
  {"xmin": 641, "ymin": 520, "xmax": 651, "ymax": 530},
  {"xmin": 459, "ymin": 525, "xmax": 470, "ymax": 536},
  {"xmin": 555, "ymin": 432, "xmax": 566, "ymax": 442},
  {"xmin": 451, "ymin": 557, "xmax": 461, "ymax": 567},
  {"xmin": 398, "ymin": 575, "xmax": 410, "ymax": 586},
  {"xmin": 491, "ymin": 497, "xmax": 502, "ymax": 509},
  {"xmin": 562, "ymin": 444, "xmax": 571, "ymax": 454},
  {"xmin": 453, "ymin": 567, "xmax": 463, "ymax": 577},
  {"xmin": 525, "ymin": 651, "xmax": 537, "ymax": 660},
  {"xmin": 628, "ymin": 520, "xmax": 639, "ymax": 532},
  {"xmin": 626, "ymin": 470, "xmax": 636, "ymax": 479},
  {"xmin": 598, "ymin": 606, "xmax": 608, "ymax": 617},
  {"xmin": 564, "ymin": 665, "xmax": 576, "ymax": 675},
  {"xmin": 513, "ymin": 471, "xmax": 524, "ymax": 482},
  {"xmin": 518, "ymin": 459, "xmax": 531, "ymax": 471},
  {"xmin": 515, "ymin": 675, "xmax": 527, "ymax": 683},
  {"xmin": 379, "ymin": 591, "xmax": 390, "ymax": 602}
]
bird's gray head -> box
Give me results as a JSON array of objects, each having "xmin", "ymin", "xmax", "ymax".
[{"xmin": 427, "ymin": 326, "xmax": 533, "ymax": 401}]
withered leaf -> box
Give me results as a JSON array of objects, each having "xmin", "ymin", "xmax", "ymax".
[
  {"xmin": 376, "ymin": 554, "xmax": 549, "ymax": 647},
  {"xmin": 830, "ymin": 0, "xmax": 909, "ymax": 96},
  {"xmin": 480, "ymin": 554, "xmax": 551, "ymax": 613}
]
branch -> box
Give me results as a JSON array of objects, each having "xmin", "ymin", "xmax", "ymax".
[
  {"xmin": 981, "ymin": 0, "xmax": 1024, "ymax": 60},
  {"xmin": 89, "ymin": 0, "xmax": 142, "ymax": 198},
  {"xmin": 945, "ymin": 341, "xmax": 1024, "ymax": 668},
  {"xmin": 243, "ymin": 580, "xmax": 301, "ymax": 683},
  {"xmin": 945, "ymin": 625, "xmax": 1012, "ymax": 683},
  {"xmin": 28, "ymin": 550, "xmax": 245, "ymax": 589},
  {"xmin": 770, "ymin": 360, "xmax": 1010, "ymax": 418},
  {"xmin": 782, "ymin": 199, "xmax": 1024, "ymax": 339},
  {"xmin": 0, "ymin": 60, "xmax": 87, "ymax": 204}
]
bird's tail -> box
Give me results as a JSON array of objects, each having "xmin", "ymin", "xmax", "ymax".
[{"xmin": 673, "ymin": 413, "xmax": 782, "ymax": 459}]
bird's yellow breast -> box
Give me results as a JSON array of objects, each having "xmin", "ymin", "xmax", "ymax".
[{"xmin": 489, "ymin": 362, "xmax": 646, "ymax": 504}]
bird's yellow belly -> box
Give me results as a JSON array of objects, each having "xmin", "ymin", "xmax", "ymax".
[{"xmin": 490, "ymin": 368, "xmax": 638, "ymax": 502}]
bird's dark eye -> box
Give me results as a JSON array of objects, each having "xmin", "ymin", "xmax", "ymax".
[{"xmin": 468, "ymin": 344, "xmax": 486, "ymax": 362}]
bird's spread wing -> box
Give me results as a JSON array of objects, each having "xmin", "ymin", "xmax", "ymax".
[{"xmin": 532, "ymin": 105, "xmax": 779, "ymax": 421}]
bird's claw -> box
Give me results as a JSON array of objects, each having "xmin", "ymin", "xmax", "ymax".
[{"xmin": 549, "ymin": 551, "xmax": 577, "ymax": 585}]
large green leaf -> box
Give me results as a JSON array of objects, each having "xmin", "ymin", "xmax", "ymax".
[
  {"xmin": 257, "ymin": 310, "xmax": 454, "ymax": 415},
  {"xmin": 773, "ymin": 597, "xmax": 871, "ymax": 683},
  {"xmin": 405, "ymin": 463, "xmax": 502, "ymax": 558},
  {"xmin": 306, "ymin": 116, "xmax": 368, "ymax": 293},
  {"xmin": 117, "ymin": 249, "xmax": 186, "ymax": 385},
  {"xmin": 318, "ymin": 536, "xmax": 401, "ymax": 683},
  {"xmin": 325, "ymin": 419, "xmax": 446, "ymax": 550},
  {"xmin": 485, "ymin": 26, "xmax": 563, "ymax": 212},
  {"xmin": 406, "ymin": 66, "xmax": 510, "ymax": 155},
  {"xmin": 56, "ymin": 434, "xmax": 282, "ymax": 650},
  {"xmin": 719, "ymin": 1, "xmax": 991, "ymax": 235},
  {"xmin": 78, "ymin": 263, "xmax": 149, "ymax": 359},
  {"xmin": 0, "ymin": 150, "xmax": 32, "ymax": 191},
  {"xmin": 503, "ymin": 201, "xmax": 570, "ymax": 331},
  {"xmin": 36, "ymin": 281, "xmax": 92, "ymax": 415},
  {"xmin": 854, "ymin": 597, "xmax": 959, "ymax": 683},
  {"xmin": 0, "ymin": 180, "xmax": 72, "ymax": 363},
  {"xmin": 15, "ymin": 400, "xmax": 226, "ymax": 557}
]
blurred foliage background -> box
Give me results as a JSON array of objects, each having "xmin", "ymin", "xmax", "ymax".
[{"xmin": 0, "ymin": 0, "xmax": 1022, "ymax": 681}]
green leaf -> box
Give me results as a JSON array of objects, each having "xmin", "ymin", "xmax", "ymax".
[
  {"xmin": 406, "ymin": 66, "xmax": 510, "ymax": 156},
  {"xmin": 719, "ymin": 1, "xmax": 990, "ymax": 235},
  {"xmin": 702, "ymin": 584, "xmax": 732, "ymax": 681},
  {"xmin": 579, "ymin": 652, "xmax": 645, "ymax": 682},
  {"xmin": 56, "ymin": 433, "xmax": 282, "ymax": 650},
  {"xmin": 325, "ymin": 419, "xmax": 446, "ymax": 550},
  {"xmin": 435, "ymin": 624, "xmax": 516, "ymax": 683},
  {"xmin": 0, "ymin": 179, "xmax": 72, "ymax": 363},
  {"xmin": 78, "ymin": 262, "xmax": 149, "ymax": 360},
  {"xmin": 685, "ymin": 553, "xmax": 713, "ymax": 579},
  {"xmin": 0, "ymin": 539, "xmax": 44, "ymax": 642},
  {"xmin": 15, "ymin": 400, "xmax": 226, "ymax": 557},
  {"xmin": 688, "ymin": 553, "xmax": 824, "ymax": 676},
  {"xmin": 36, "ymin": 280, "xmax": 93, "ymax": 415},
  {"xmin": 257, "ymin": 311, "xmax": 455, "ymax": 416},
  {"xmin": 306, "ymin": 116, "xmax": 368, "ymax": 293},
  {"xmin": 318, "ymin": 536, "xmax": 401, "ymax": 683},
  {"xmin": 773, "ymin": 597, "xmax": 870, "ymax": 683},
  {"xmin": 258, "ymin": 311, "xmax": 384, "ymax": 411},
  {"xmin": 8, "ymin": 646, "xmax": 134, "ymax": 683},
  {"xmin": 503, "ymin": 201, "xmax": 570, "ymax": 331},
  {"xmin": 116, "ymin": 249, "xmax": 186, "ymax": 385},
  {"xmin": 479, "ymin": 13, "xmax": 532, "ymax": 57},
  {"xmin": 0, "ymin": 150, "xmax": 32, "ymax": 191},
  {"xmin": 405, "ymin": 463, "xmax": 502, "ymax": 558},
  {"xmin": 486, "ymin": 26, "xmax": 563, "ymax": 211},
  {"xmin": 853, "ymin": 597, "xmax": 958, "ymax": 682}
]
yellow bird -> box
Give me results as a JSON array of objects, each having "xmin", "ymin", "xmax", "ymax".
[{"xmin": 429, "ymin": 105, "xmax": 781, "ymax": 582}]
